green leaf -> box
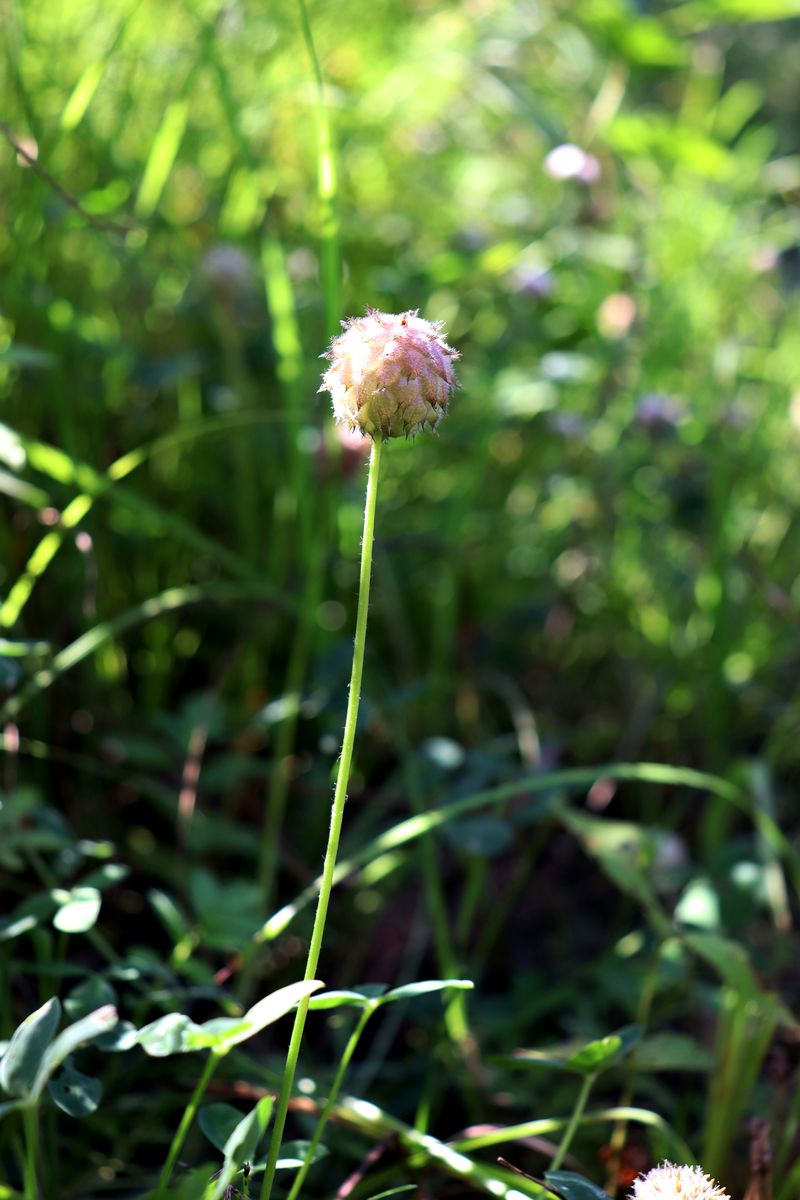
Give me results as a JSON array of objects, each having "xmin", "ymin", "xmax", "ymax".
[
  {"xmin": 96, "ymin": 1021, "xmax": 138, "ymax": 1053},
  {"xmin": 545, "ymin": 1171, "xmax": 614, "ymax": 1200},
  {"xmin": 498, "ymin": 1027, "xmax": 640, "ymax": 1076},
  {"xmin": 0, "ymin": 997, "xmax": 61, "ymax": 1097},
  {"xmin": 307, "ymin": 989, "xmax": 374, "ymax": 1010},
  {"xmin": 199, "ymin": 1102, "xmax": 244, "ymax": 1154},
  {"xmin": 251, "ymin": 1141, "xmax": 330, "ymax": 1172},
  {"xmin": 635, "ymin": 1033, "xmax": 713, "ymax": 1072},
  {"xmin": 275, "ymin": 1140, "xmax": 328, "ymax": 1170},
  {"xmin": 443, "ymin": 816, "xmax": 514, "ymax": 857},
  {"xmin": 184, "ymin": 1018, "xmax": 252, "ymax": 1053},
  {"xmin": 51, "ymin": 887, "xmax": 102, "ymax": 934},
  {"xmin": 684, "ymin": 932, "xmax": 794, "ymax": 1022},
  {"xmin": 238, "ymin": 980, "xmax": 325, "ymax": 1042},
  {"xmin": 140, "ymin": 981, "xmax": 324, "ymax": 1059},
  {"xmin": 565, "ymin": 1035, "xmax": 623, "ymax": 1074},
  {"xmin": 31, "ymin": 1005, "xmax": 118, "ymax": 1099},
  {"xmin": 64, "ymin": 978, "xmax": 118, "ymax": 1021},
  {"xmin": 223, "ymin": 1096, "xmax": 273, "ymax": 1167},
  {"xmin": 381, "ymin": 979, "xmax": 475, "ymax": 1003},
  {"xmin": 47, "ymin": 1061, "xmax": 102, "ymax": 1117},
  {"xmin": 566, "ymin": 1027, "xmax": 640, "ymax": 1074},
  {"xmin": 137, "ymin": 1013, "xmax": 202, "ymax": 1057},
  {"xmin": 558, "ymin": 810, "xmax": 670, "ymax": 933}
]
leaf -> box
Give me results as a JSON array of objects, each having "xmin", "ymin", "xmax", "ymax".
[
  {"xmin": 684, "ymin": 932, "xmax": 794, "ymax": 1022},
  {"xmin": 239, "ymin": 980, "xmax": 325, "ymax": 1041},
  {"xmin": 308, "ymin": 990, "xmax": 374, "ymax": 1010},
  {"xmin": 381, "ymin": 979, "xmax": 475, "ymax": 1003},
  {"xmin": 141, "ymin": 981, "xmax": 324, "ymax": 1059},
  {"xmin": 48, "ymin": 1061, "xmax": 102, "ymax": 1117},
  {"xmin": 499, "ymin": 1027, "xmax": 640, "ymax": 1076},
  {"xmin": 65, "ymin": 978, "xmax": 118, "ymax": 1021},
  {"xmin": 635, "ymin": 1033, "xmax": 713, "ymax": 1072},
  {"xmin": 96, "ymin": 1021, "xmax": 138, "ymax": 1053},
  {"xmin": 31, "ymin": 1005, "xmax": 118, "ymax": 1099},
  {"xmin": 51, "ymin": 887, "xmax": 102, "ymax": 934},
  {"xmin": 443, "ymin": 816, "xmax": 514, "ymax": 857},
  {"xmin": 0, "ymin": 998, "xmax": 61, "ymax": 1097},
  {"xmin": 545, "ymin": 1172, "xmax": 613, "ymax": 1200},
  {"xmin": 275, "ymin": 1140, "xmax": 329, "ymax": 1170},
  {"xmin": 564, "ymin": 1027, "xmax": 640, "ymax": 1075},
  {"xmin": 185, "ymin": 1018, "xmax": 252, "ymax": 1053},
  {"xmin": 565, "ymin": 1036, "xmax": 623, "ymax": 1074},
  {"xmin": 137, "ymin": 1013, "xmax": 202, "ymax": 1057},
  {"xmin": 223, "ymin": 1096, "xmax": 273, "ymax": 1167},
  {"xmin": 199, "ymin": 1102, "xmax": 248, "ymax": 1153},
  {"xmin": 558, "ymin": 810, "xmax": 670, "ymax": 932}
]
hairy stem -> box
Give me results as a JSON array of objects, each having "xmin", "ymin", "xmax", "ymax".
[{"xmin": 259, "ymin": 438, "xmax": 383, "ymax": 1200}]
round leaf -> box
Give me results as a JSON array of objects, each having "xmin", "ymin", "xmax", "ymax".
[
  {"xmin": 52, "ymin": 887, "xmax": 102, "ymax": 934},
  {"xmin": 48, "ymin": 1061, "xmax": 102, "ymax": 1117}
]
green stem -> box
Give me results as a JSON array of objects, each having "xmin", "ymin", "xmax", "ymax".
[
  {"xmin": 259, "ymin": 438, "xmax": 383, "ymax": 1200},
  {"xmin": 159, "ymin": 1051, "xmax": 221, "ymax": 1189},
  {"xmin": 23, "ymin": 1106, "xmax": 39, "ymax": 1200},
  {"xmin": 550, "ymin": 1073, "xmax": 596, "ymax": 1171},
  {"xmin": 286, "ymin": 1003, "xmax": 376, "ymax": 1200}
]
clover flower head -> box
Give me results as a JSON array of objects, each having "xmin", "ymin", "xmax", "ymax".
[
  {"xmin": 320, "ymin": 308, "xmax": 459, "ymax": 439},
  {"xmin": 630, "ymin": 1163, "xmax": 730, "ymax": 1200}
]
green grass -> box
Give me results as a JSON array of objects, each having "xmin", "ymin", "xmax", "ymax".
[{"xmin": 2, "ymin": 0, "xmax": 800, "ymax": 1198}]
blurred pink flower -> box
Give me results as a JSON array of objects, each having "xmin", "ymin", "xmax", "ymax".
[{"xmin": 544, "ymin": 143, "xmax": 601, "ymax": 183}]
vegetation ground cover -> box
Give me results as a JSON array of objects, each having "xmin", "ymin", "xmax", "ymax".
[{"xmin": 2, "ymin": 2, "xmax": 800, "ymax": 1199}]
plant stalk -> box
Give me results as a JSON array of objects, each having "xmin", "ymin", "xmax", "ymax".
[
  {"xmin": 160, "ymin": 1050, "xmax": 221, "ymax": 1189},
  {"xmin": 259, "ymin": 438, "xmax": 383, "ymax": 1200},
  {"xmin": 550, "ymin": 1073, "xmax": 596, "ymax": 1172},
  {"xmin": 23, "ymin": 1105, "xmax": 39, "ymax": 1200},
  {"xmin": 286, "ymin": 1003, "xmax": 376, "ymax": 1200}
]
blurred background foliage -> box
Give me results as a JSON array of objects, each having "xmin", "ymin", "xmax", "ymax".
[{"xmin": 2, "ymin": 0, "xmax": 800, "ymax": 1195}]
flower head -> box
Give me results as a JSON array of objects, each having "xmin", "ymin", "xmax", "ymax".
[
  {"xmin": 630, "ymin": 1163, "xmax": 730, "ymax": 1200},
  {"xmin": 320, "ymin": 308, "xmax": 459, "ymax": 439}
]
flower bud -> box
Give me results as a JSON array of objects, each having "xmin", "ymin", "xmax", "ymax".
[
  {"xmin": 630, "ymin": 1164, "xmax": 730, "ymax": 1200},
  {"xmin": 320, "ymin": 309, "xmax": 459, "ymax": 439}
]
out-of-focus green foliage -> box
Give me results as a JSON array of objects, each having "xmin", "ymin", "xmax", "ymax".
[{"xmin": 2, "ymin": 0, "xmax": 800, "ymax": 1197}]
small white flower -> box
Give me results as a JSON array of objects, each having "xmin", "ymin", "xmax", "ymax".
[{"xmin": 631, "ymin": 1163, "xmax": 731, "ymax": 1200}]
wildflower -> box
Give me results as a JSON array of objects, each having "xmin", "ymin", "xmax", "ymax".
[
  {"xmin": 320, "ymin": 309, "xmax": 459, "ymax": 439},
  {"xmin": 544, "ymin": 143, "xmax": 601, "ymax": 184},
  {"xmin": 630, "ymin": 1163, "xmax": 731, "ymax": 1200}
]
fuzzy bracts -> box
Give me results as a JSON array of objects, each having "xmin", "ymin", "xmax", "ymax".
[
  {"xmin": 321, "ymin": 308, "xmax": 459, "ymax": 439},
  {"xmin": 630, "ymin": 1164, "xmax": 731, "ymax": 1200}
]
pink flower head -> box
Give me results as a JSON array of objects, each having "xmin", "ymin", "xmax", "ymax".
[
  {"xmin": 630, "ymin": 1163, "xmax": 730, "ymax": 1200},
  {"xmin": 320, "ymin": 309, "xmax": 459, "ymax": 439}
]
